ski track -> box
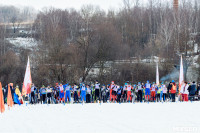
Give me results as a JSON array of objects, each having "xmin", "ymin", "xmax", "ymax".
[{"xmin": 0, "ymin": 102, "xmax": 200, "ymax": 133}]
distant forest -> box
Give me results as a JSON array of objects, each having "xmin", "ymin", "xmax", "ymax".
[{"xmin": 0, "ymin": 0, "xmax": 200, "ymax": 86}]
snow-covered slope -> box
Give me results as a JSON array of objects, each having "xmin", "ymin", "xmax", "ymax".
[
  {"xmin": 6, "ymin": 37, "xmax": 37, "ymax": 48},
  {"xmin": 0, "ymin": 102, "xmax": 200, "ymax": 133}
]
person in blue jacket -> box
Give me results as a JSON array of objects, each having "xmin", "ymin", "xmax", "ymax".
[
  {"xmin": 64, "ymin": 84, "xmax": 71, "ymax": 103},
  {"xmin": 80, "ymin": 83, "xmax": 87, "ymax": 102},
  {"xmin": 41, "ymin": 85, "xmax": 46, "ymax": 104},
  {"xmin": 145, "ymin": 80, "xmax": 151, "ymax": 101}
]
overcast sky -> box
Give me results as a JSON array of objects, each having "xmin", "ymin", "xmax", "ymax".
[{"xmin": 0, "ymin": 0, "xmax": 150, "ymax": 11}]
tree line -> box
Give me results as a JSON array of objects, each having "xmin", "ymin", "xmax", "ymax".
[{"xmin": 0, "ymin": 0, "xmax": 200, "ymax": 86}]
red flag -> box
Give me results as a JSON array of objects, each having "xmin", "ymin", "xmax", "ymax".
[
  {"xmin": 7, "ymin": 84, "xmax": 13, "ymax": 108},
  {"xmin": 0, "ymin": 82, "xmax": 5, "ymax": 113}
]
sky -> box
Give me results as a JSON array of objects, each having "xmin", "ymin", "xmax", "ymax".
[{"xmin": 0, "ymin": 0, "xmax": 149, "ymax": 11}]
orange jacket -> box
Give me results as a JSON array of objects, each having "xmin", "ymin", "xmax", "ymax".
[{"xmin": 171, "ymin": 84, "xmax": 176, "ymax": 94}]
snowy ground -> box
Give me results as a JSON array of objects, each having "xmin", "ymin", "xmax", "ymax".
[
  {"xmin": 6, "ymin": 37, "xmax": 37, "ymax": 48},
  {"xmin": 1, "ymin": 102, "xmax": 200, "ymax": 133}
]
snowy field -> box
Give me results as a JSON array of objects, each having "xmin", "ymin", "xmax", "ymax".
[{"xmin": 1, "ymin": 102, "xmax": 200, "ymax": 133}]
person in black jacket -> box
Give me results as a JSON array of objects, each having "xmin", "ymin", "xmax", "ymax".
[
  {"xmin": 167, "ymin": 82, "xmax": 172, "ymax": 100},
  {"xmin": 188, "ymin": 81, "xmax": 196, "ymax": 101}
]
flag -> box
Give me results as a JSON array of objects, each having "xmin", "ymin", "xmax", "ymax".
[
  {"xmin": 22, "ymin": 57, "xmax": 32, "ymax": 95},
  {"xmin": 179, "ymin": 55, "xmax": 184, "ymax": 94},
  {"xmin": 0, "ymin": 82, "xmax": 5, "ymax": 113},
  {"xmin": 7, "ymin": 84, "xmax": 13, "ymax": 107},
  {"xmin": 156, "ymin": 63, "xmax": 159, "ymax": 86}
]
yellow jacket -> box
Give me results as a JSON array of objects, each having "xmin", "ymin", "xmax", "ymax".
[{"xmin": 15, "ymin": 87, "xmax": 21, "ymax": 97}]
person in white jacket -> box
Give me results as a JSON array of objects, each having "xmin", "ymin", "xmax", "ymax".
[{"xmin": 183, "ymin": 82, "xmax": 189, "ymax": 101}]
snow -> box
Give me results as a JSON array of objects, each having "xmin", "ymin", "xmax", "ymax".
[
  {"xmin": 1, "ymin": 102, "xmax": 200, "ymax": 133},
  {"xmin": 6, "ymin": 37, "xmax": 37, "ymax": 48}
]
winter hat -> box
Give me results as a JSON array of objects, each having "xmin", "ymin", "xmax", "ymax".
[{"xmin": 172, "ymin": 80, "xmax": 175, "ymax": 83}]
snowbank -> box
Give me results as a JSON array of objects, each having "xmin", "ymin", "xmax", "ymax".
[{"xmin": 0, "ymin": 102, "xmax": 200, "ymax": 133}]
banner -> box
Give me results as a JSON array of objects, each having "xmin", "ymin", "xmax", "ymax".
[
  {"xmin": 179, "ymin": 55, "xmax": 184, "ymax": 93},
  {"xmin": 22, "ymin": 57, "xmax": 32, "ymax": 95},
  {"xmin": 0, "ymin": 82, "xmax": 5, "ymax": 113},
  {"xmin": 156, "ymin": 63, "xmax": 159, "ymax": 86},
  {"xmin": 7, "ymin": 85, "xmax": 13, "ymax": 107}
]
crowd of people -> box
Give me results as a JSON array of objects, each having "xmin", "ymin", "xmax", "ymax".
[{"xmin": 2, "ymin": 80, "xmax": 200, "ymax": 105}]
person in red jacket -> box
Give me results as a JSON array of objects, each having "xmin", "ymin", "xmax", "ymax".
[
  {"xmin": 170, "ymin": 80, "xmax": 176, "ymax": 102},
  {"xmin": 150, "ymin": 83, "xmax": 156, "ymax": 102},
  {"xmin": 110, "ymin": 81, "xmax": 115, "ymax": 102}
]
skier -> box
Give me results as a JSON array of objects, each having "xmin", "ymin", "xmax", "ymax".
[
  {"xmin": 106, "ymin": 85, "xmax": 110, "ymax": 101},
  {"xmin": 64, "ymin": 84, "xmax": 71, "ymax": 103},
  {"xmin": 122, "ymin": 83, "xmax": 127, "ymax": 102},
  {"xmin": 110, "ymin": 81, "xmax": 115, "ymax": 102},
  {"xmin": 131, "ymin": 85, "xmax": 136, "ymax": 103},
  {"xmin": 101, "ymin": 85, "xmax": 107, "ymax": 103},
  {"xmin": 151, "ymin": 83, "xmax": 156, "ymax": 102},
  {"xmin": 170, "ymin": 80, "xmax": 176, "ymax": 102},
  {"xmin": 94, "ymin": 81, "xmax": 100, "ymax": 102},
  {"xmin": 126, "ymin": 83, "xmax": 133, "ymax": 102},
  {"xmin": 137, "ymin": 82, "xmax": 143, "ymax": 102},
  {"xmin": 41, "ymin": 85, "xmax": 46, "ymax": 104},
  {"xmin": 86, "ymin": 85, "xmax": 91, "ymax": 103},
  {"xmin": 182, "ymin": 82, "xmax": 189, "ymax": 101},
  {"xmin": 73, "ymin": 83, "xmax": 79, "ymax": 103},
  {"xmin": 160, "ymin": 82, "xmax": 164, "ymax": 102},
  {"xmin": 156, "ymin": 85, "xmax": 161, "ymax": 102},
  {"xmin": 30, "ymin": 83, "xmax": 36, "ymax": 104},
  {"xmin": 145, "ymin": 81, "xmax": 151, "ymax": 102},
  {"xmin": 117, "ymin": 86, "xmax": 122, "ymax": 103},
  {"xmin": 112, "ymin": 84, "xmax": 118, "ymax": 102},
  {"xmin": 53, "ymin": 83, "xmax": 59, "ymax": 103},
  {"xmin": 188, "ymin": 81, "xmax": 196, "ymax": 101},
  {"xmin": 46, "ymin": 86, "xmax": 52, "ymax": 104},
  {"xmin": 59, "ymin": 83, "xmax": 64, "ymax": 103},
  {"xmin": 167, "ymin": 82, "xmax": 172, "ymax": 101},
  {"xmin": 180, "ymin": 81, "xmax": 185, "ymax": 101},
  {"xmin": 162, "ymin": 83, "xmax": 167, "ymax": 102},
  {"xmin": 80, "ymin": 83, "xmax": 87, "ymax": 102}
]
